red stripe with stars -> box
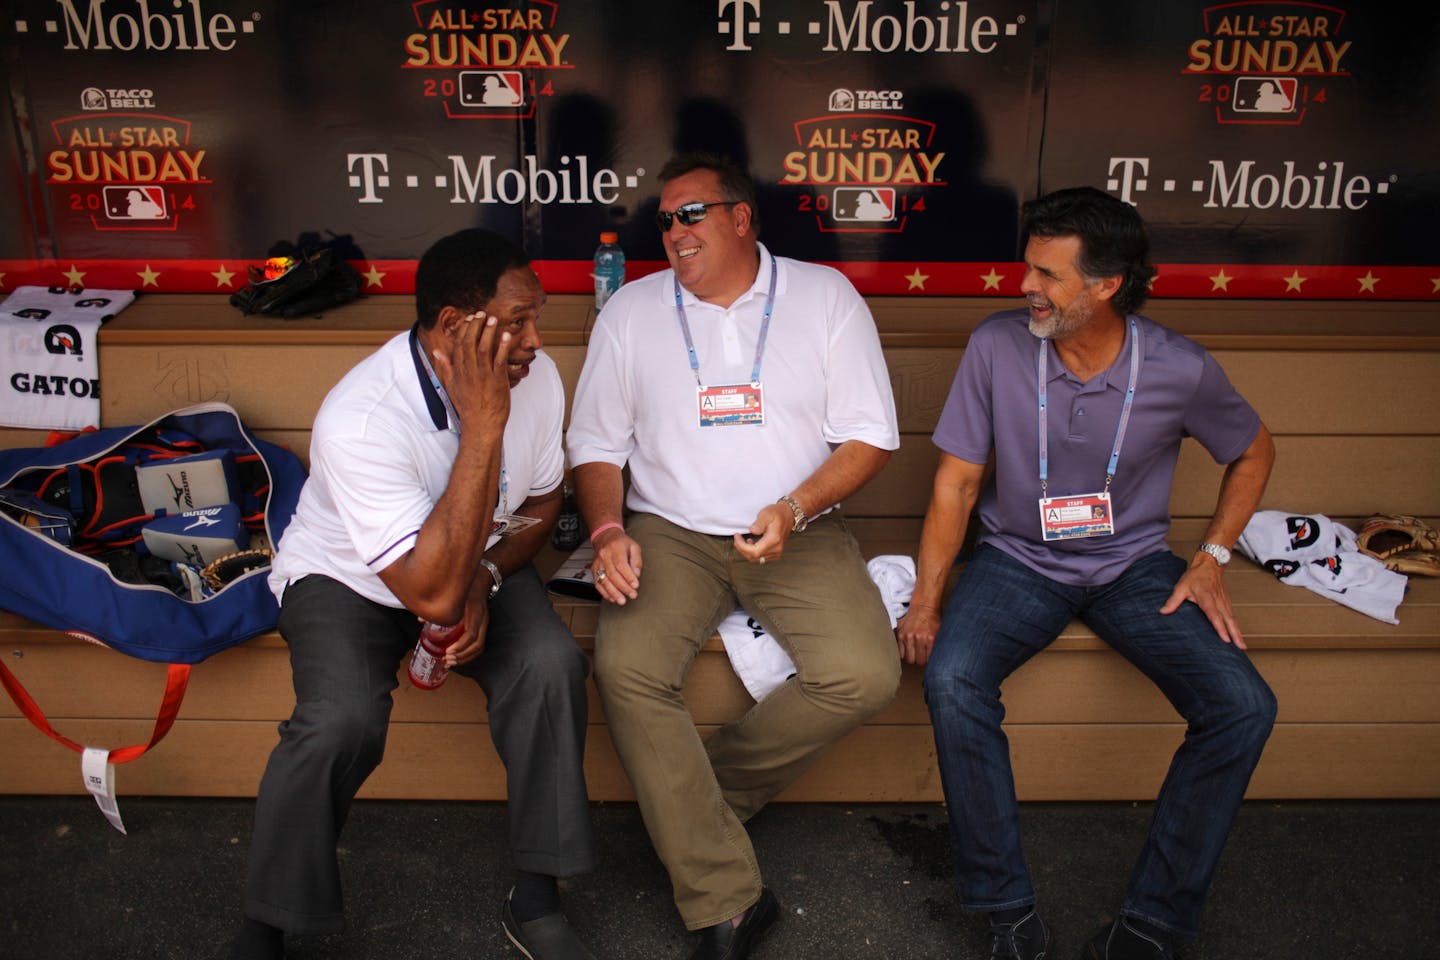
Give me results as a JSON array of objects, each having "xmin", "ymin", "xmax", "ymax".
[{"xmin": 1, "ymin": 260, "xmax": 1437, "ymax": 300}]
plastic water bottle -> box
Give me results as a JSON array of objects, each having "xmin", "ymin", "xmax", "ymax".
[
  {"xmin": 551, "ymin": 480, "xmax": 586, "ymax": 551},
  {"xmin": 593, "ymin": 231, "xmax": 625, "ymax": 312},
  {"xmin": 408, "ymin": 620, "xmax": 465, "ymax": 690}
]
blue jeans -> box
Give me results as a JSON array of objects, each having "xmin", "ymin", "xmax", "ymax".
[{"xmin": 923, "ymin": 545, "xmax": 1276, "ymax": 940}]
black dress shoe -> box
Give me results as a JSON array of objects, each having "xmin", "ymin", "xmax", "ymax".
[
  {"xmin": 989, "ymin": 908, "xmax": 1050, "ymax": 960},
  {"xmin": 687, "ymin": 888, "xmax": 780, "ymax": 960},
  {"xmin": 1082, "ymin": 918, "xmax": 1175, "ymax": 960},
  {"xmin": 501, "ymin": 889, "xmax": 599, "ymax": 960}
]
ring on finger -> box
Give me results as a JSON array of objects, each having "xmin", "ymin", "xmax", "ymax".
[{"xmin": 596, "ymin": 569, "xmax": 608, "ymax": 582}]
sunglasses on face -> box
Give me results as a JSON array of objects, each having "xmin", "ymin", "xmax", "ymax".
[{"xmin": 655, "ymin": 201, "xmax": 738, "ymax": 233}]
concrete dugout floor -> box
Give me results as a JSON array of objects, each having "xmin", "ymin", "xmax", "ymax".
[{"xmin": 2, "ymin": 797, "xmax": 1436, "ymax": 959}]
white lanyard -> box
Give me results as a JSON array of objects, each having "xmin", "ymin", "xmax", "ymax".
[{"xmin": 673, "ymin": 255, "xmax": 778, "ymax": 389}]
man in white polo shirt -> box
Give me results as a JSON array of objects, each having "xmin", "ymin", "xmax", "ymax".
[
  {"xmin": 567, "ymin": 153, "xmax": 903, "ymax": 960},
  {"xmin": 227, "ymin": 230, "xmax": 599, "ymax": 960}
]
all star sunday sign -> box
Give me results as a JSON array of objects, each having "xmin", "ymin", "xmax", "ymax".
[{"xmin": 0, "ymin": 0, "xmax": 1434, "ymax": 301}]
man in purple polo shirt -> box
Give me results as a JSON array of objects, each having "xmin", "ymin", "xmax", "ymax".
[{"xmin": 897, "ymin": 187, "xmax": 1277, "ymax": 960}]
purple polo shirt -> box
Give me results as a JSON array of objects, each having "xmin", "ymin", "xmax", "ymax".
[{"xmin": 933, "ymin": 309, "xmax": 1260, "ymax": 586}]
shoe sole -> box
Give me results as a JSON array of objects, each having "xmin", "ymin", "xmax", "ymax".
[
  {"xmin": 501, "ymin": 893, "xmax": 565, "ymax": 960},
  {"xmin": 501, "ymin": 917, "xmax": 539, "ymax": 960}
]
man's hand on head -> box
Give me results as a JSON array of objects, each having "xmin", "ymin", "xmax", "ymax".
[{"xmin": 431, "ymin": 310, "xmax": 512, "ymax": 434}]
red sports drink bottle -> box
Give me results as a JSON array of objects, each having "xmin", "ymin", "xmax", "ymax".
[{"xmin": 408, "ymin": 620, "xmax": 465, "ymax": 690}]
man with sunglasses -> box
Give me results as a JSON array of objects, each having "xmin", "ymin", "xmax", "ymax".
[{"xmin": 566, "ymin": 153, "xmax": 902, "ymax": 960}]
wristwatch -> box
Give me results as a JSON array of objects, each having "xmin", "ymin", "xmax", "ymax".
[
  {"xmin": 777, "ymin": 494, "xmax": 809, "ymax": 534},
  {"xmin": 479, "ymin": 557, "xmax": 503, "ymax": 597},
  {"xmin": 1197, "ymin": 542, "xmax": 1232, "ymax": 566}
]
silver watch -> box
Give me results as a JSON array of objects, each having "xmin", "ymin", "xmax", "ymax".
[
  {"xmin": 1197, "ymin": 543, "xmax": 1232, "ymax": 566},
  {"xmin": 778, "ymin": 495, "xmax": 809, "ymax": 533},
  {"xmin": 479, "ymin": 558, "xmax": 503, "ymax": 597}
]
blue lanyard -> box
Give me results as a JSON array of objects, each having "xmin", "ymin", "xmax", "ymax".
[
  {"xmin": 416, "ymin": 337, "xmax": 461, "ymax": 435},
  {"xmin": 1037, "ymin": 318, "xmax": 1141, "ymax": 498},
  {"xmin": 673, "ymin": 254, "xmax": 778, "ymax": 389},
  {"xmin": 415, "ymin": 331, "xmax": 508, "ymax": 513}
]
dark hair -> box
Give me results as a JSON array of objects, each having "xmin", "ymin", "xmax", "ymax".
[
  {"xmin": 1021, "ymin": 187, "xmax": 1157, "ymax": 314},
  {"xmin": 657, "ymin": 152, "xmax": 760, "ymax": 234},
  {"xmin": 414, "ymin": 229, "xmax": 531, "ymax": 329}
]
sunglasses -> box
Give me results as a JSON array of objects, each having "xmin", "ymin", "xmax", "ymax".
[{"xmin": 655, "ymin": 201, "xmax": 738, "ymax": 233}]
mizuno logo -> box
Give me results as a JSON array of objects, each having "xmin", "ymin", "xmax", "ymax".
[{"xmin": 167, "ymin": 471, "xmax": 194, "ymax": 508}]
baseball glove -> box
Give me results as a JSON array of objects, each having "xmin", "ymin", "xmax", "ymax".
[
  {"xmin": 1355, "ymin": 514, "xmax": 1440, "ymax": 577},
  {"xmin": 201, "ymin": 548, "xmax": 274, "ymax": 591}
]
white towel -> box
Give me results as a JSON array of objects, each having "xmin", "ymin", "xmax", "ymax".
[
  {"xmin": 866, "ymin": 554, "xmax": 916, "ymax": 627},
  {"xmin": 716, "ymin": 609, "xmax": 797, "ymax": 702},
  {"xmin": 1235, "ymin": 511, "xmax": 1341, "ymax": 565},
  {"xmin": 716, "ymin": 554, "xmax": 916, "ymax": 702},
  {"xmin": 1237, "ymin": 510, "xmax": 1408, "ymax": 624},
  {"xmin": 0, "ymin": 286, "xmax": 134, "ymax": 430}
]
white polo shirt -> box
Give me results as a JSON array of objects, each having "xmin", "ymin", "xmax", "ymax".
[
  {"xmin": 566, "ymin": 244, "xmax": 898, "ymax": 535},
  {"xmin": 269, "ymin": 329, "xmax": 564, "ymax": 608}
]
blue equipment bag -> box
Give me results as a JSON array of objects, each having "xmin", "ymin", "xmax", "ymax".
[{"xmin": 0, "ymin": 402, "xmax": 305, "ymax": 663}]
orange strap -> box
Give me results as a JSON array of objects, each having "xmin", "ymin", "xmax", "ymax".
[{"xmin": 0, "ymin": 659, "xmax": 190, "ymax": 763}]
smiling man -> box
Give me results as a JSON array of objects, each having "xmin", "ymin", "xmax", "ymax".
[
  {"xmin": 228, "ymin": 229, "xmax": 599, "ymax": 960},
  {"xmin": 897, "ymin": 187, "xmax": 1277, "ymax": 960},
  {"xmin": 566, "ymin": 153, "xmax": 902, "ymax": 960}
]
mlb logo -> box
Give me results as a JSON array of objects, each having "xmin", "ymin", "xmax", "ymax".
[
  {"xmin": 459, "ymin": 70, "xmax": 525, "ymax": 108},
  {"xmin": 103, "ymin": 186, "xmax": 167, "ymax": 220},
  {"xmin": 1233, "ymin": 76, "xmax": 1297, "ymax": 113},
  {"xmin": 832, "ymin": 187, "xmax": 896, "ymax": 222}
]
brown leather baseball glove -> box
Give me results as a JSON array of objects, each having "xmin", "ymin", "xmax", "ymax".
[
  {"xmin": 201, "ymin": 548, "xmax": 275, "ymax": 591},
  {"xmin": 1356, "ymin": 514, "xmax": 1440, "ymax": 577}
]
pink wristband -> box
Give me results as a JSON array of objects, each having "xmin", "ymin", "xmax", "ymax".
[{"xmin": 589, "ymin": 521, "xmax": 624, "ymax": 543}]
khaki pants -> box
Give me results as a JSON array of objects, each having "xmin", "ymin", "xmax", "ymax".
[{"xmin": 594, "ymin": 512, "xmax": 901, "ymax": 929}]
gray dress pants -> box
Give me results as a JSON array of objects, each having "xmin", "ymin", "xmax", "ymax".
[{"xmin": 243, "ymin": 566, "xmax": 597, "ymax": 935}]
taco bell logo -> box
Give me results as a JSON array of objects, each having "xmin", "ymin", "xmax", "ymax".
[
  {"xmin": 861, "ymin": 89, "xmax": 903, "ymax": 110},
  {"xmin": 829, "ymin": 88, "xmax": 902, "ymax": 111},
  {"xmin": 81, "ymin": 87, "xmax": 157, "ymax": 109}
]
